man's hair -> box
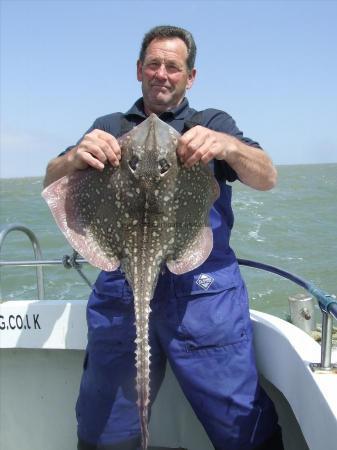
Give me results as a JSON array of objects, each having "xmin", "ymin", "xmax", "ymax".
[{"xmin": 139, "ymin": 25, "xmax": 197, "ymax": 71}]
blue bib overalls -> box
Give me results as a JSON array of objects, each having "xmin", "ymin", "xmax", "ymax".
[{"xmin": 72, "ymin": 99, "xmax": 281, "ymax": 449}]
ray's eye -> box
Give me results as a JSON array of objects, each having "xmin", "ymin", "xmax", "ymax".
[
  {"xmin": 159, "ymin": 158, "xmax": 170, "ymax": 174},
  {"xmin": 128, "ymin": 155, "xmax": 139, "ymax": 171}
]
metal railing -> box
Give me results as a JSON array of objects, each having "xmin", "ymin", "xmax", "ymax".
[
  {"xmin": 238, "ymin": 258, "xmax": 337, "ymax": 373},
  {"xmin": 0, "ymin": 223, "xmax": 45, "ymax": 300},
  {"xmin": 0, "ymin": 224, "xmax": 336, "ymax": 372},
  {"xmin": 0, "ymin": 224, "xmax": 92, "ymax": 292}
]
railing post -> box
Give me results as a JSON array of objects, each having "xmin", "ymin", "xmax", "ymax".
[
  {"xmin": 310, "ymin": 310, "xmax": 337, "ymax": 374},
  {"xmin": 321, "ymin": 310, "xmax": 333, "ymax": 369},
  {"xmin": 0, "ymin": 223, "xmax": 45, "ymax": 300}
]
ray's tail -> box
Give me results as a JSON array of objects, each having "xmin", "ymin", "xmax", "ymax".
[
  {"xmin": 128, "ymin": 215, "xmax": 163, "ymax": 449},
  {"xmin": 134, "ymin": 289, "xmax": 152, "ymax": 450}
]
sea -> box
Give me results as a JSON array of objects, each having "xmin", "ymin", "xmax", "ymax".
[{"xmin": 1, "ymin": 163, "xmax": 336, "ymax": 322}]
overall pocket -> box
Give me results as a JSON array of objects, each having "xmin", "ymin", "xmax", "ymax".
[{"xmin": 177, "ymin": 282, "xmax": 249, "ymax": 351}]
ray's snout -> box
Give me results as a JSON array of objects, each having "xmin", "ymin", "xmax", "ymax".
[{"xmin": 126, "ymin": 115, "xmax": 177, "ymax": 186}]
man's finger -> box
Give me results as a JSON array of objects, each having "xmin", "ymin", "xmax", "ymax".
[
  {"xmin": 83, "ymin": 130, "xmax": 121, "ymax": 166},
  {"xmin": 200, "ymin": 148, "xmax": 217, "ymax": 165},
  {"xmin": 183, "ymin": 142, "xmax": 209, "ymax": 168},
  {"xmin": 177, "ymin": 126, "xmax": 198, "ymax": 158},
  {"xmin": 96, "ymin": 131, "xmax": 120, "ymax": 150},
  {"xmin": 79, "ymin": 143, "xmax": 107, "ymax": 164},
  {"xmin": 95, "ymin": 137, "xmax": 120, "ymax": 167},
  {"xmin": 80, "ymin": 152, "xmax": 105, "ymax": 171},
  {"xmin": 179, "ymin": 134, "xmax": 207, "ymax": 163}
]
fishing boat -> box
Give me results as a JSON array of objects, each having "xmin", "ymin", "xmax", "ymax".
[{"xmin": 0, "ymin": 223, "xmax": 336, "ymax": 450}]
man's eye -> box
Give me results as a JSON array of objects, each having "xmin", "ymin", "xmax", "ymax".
[
  {"xmin": 148, "ymin": 62, "xmax": 160, "ymax": 69},
  {"xmin": 167, "ymin": 64, "xmax": 178, "ymax": 70},
  {"xmin": 165, "ymin": 65, "xmax": 178, "ymax": 73}
]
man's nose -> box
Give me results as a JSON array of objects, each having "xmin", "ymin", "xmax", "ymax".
[{"xmin": 154, "ymin": 64, "xmax": 168, "ymax": 80}]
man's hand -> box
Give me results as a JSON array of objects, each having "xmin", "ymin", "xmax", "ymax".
[
  {"xmin": 43, "ymin": 129, "xmax": 121, "ymax": 188},
  {"xmin": 177, "ymin": 125, "xmax": 232, "ymax": 168},
  {"xmin": 177, "ymin": 125, "xmax": 277, "ymax": 191},
  {"xmin": 72, "ymin": 129, "xmax": 121, "ymax": 171}
]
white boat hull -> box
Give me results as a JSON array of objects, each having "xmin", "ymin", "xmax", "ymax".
[{"xmin": 1, "ymin": 300, "xmax": 336, "ymax": 450}]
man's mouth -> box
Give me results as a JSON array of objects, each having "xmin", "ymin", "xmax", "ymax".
[{"xmin": 151, "ymin": 84, "xmax": 170, "ymax": 90}]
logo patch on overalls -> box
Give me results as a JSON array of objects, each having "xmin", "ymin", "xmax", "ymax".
[{"xmin": 196, "ymin": 273, "xmax": 214, "ymax": 290}]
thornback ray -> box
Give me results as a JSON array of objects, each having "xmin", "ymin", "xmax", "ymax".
[{"xmin": 42, "ymin": 114, "xmax": 219, "ymax": 450}]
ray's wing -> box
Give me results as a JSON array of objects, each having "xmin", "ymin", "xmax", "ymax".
[
  {"xmin": 42, "ymin": 166, "xmax": 124, "ymax": 271},
  {"xmin": 166, "ymin": 163, "xmax": 219, "ymax": 275}
]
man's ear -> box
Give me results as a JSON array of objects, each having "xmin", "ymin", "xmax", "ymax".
[
  {"xmin": 137, "ymin": 60, "xmax": 143, "ymax": 82},
  {"xmin": 186, "ymin": 68, "xmax": 197, "ymax": 89}
]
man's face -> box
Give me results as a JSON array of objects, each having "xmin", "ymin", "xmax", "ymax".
[{"xmin": 137, "ymin": 37, "xmax": 196, "ymax": 115}]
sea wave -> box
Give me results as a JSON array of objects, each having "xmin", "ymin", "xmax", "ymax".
[{"xmin": 1, "ymin": 164, "xmax": 336, "ymax": 317}]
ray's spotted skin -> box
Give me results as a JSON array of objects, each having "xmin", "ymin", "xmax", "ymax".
[{"xmin": 42, "ymin": 114, "xmax": 219, "ymax": 449}]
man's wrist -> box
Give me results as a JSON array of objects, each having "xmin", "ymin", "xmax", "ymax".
[
  {"xmin": 216, "ymin": 132, "xmax": 238, "ymax": 161},
  {"xmin": 66, "ymin": 145, "xmax": 84, "ymax": 171}
]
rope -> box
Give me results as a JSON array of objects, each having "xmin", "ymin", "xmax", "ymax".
[{"xmin": 238, "ymin": 258, "xmax": 337, "ymax": 320}]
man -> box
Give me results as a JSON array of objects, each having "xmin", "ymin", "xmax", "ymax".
[{"xmin": 44, "ymin": 26, "xmax": 283, "ymax": 450}]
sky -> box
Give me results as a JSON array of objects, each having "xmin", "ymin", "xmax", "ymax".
[{"xmin": 1, "ymin": 0, "xmax": 337, "ymax": 178}]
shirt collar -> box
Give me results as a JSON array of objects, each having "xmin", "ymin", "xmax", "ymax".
[{"xmin": 124, "ymin": 97, "xmax": 191, "ymax": 120}]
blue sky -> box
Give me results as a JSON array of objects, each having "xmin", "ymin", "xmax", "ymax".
[{"xmin": 1, "ymin": 0, "xmax": 337, "ymax": 178}]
